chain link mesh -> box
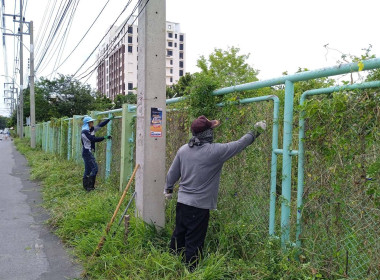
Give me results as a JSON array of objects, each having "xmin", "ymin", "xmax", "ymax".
[
  {"xmin": 300, "ymin": 91, "xmax": 379, "ymax": 279},
  {"xmin": 166, "ymin": 101, "xmax": 276, "ymax": 257}
]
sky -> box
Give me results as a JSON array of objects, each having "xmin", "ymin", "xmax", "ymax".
[{"xmin": 1, "ymin": 0, "xmax": 380, "ymax": 116}]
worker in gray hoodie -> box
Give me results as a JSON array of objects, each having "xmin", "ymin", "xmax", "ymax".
[{"xmin": 164, "ymin": 115, "xmax": 266, "ymax": 270}]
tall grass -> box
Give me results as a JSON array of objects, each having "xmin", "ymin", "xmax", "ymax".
[{"xmin": 15, "ymin": 139, "xmax": 316, "ymax": 279}]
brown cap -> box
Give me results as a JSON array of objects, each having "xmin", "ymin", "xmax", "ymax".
[{"xmin": 191, "ymin": 115, "xmax": 220, "ymax": 134}]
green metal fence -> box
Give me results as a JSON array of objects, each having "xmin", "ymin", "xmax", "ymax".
[{"xmin": 22, "ymin": 58, "xmax": 380, "ymax": 279}]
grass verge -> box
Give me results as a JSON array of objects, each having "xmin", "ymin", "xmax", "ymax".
[{"xmin": 15, "ymin": 138, "xmax": 319, "ymax": 280}]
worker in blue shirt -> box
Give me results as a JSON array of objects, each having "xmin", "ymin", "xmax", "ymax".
[{"xmin": 81, "ymin": 115, "xmax": 113, "ymax": 191}]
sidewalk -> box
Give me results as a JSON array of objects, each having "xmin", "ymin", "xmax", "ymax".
[{"xmin": 0, "ymin": 139, "xmax": 82, "ymax": 280}]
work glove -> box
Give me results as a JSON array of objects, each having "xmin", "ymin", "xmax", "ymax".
[
  {"xmin": 254, "ymin": 120, "xmax": 267, "ymax": 133},
  {"xmin": 164, "ymin": 189, "xmax": 173, "ymax": 200},
  {"xmin": 109, "ymin": 115, "xmax": 115, "ymax": 121},
  {"xmin": 104, "ymin": 135, "xmax": 112, "ymax": 140}
]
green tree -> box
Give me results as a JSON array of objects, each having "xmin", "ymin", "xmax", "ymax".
[
  {"xmin": 22, "ymin": 74, "xmax": 98, "ymax": 122},
  {"xmin": 92, "ymin": 93, "xmax": 113, "ymax": 111},
  {"xmin": 166, "ymin": 72, "xmax": 193, "ymax": 98},
  {"xmin": 196, "ymin": 46, "xmax": 259, "ymax": 87},
  {"xmin": 0, "ymin": 116, "xmax": 9, "ymax": 129},
  {"xmin": 113, "ymin": 94, "xmax": 137, "ymax": 109}
]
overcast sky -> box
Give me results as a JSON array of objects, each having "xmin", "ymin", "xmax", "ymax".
[{"xmin": 1, "ymin": 0, "xmax": 380, "ymax": 116}]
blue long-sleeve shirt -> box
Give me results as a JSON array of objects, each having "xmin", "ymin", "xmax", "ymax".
[
  {"xmin": 165, "ymin": 132, "xmax": 257, "ymax": 209},
  {"xmin": 81, "ymin": 119, "xmax": 110, "ymax": 153}
]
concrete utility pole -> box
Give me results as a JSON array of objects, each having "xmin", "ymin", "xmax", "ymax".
[
  {"xmin": 29, "ymin": 21, "xmax": 35, "ymax": 148},
  {"xmin": 136, "ymin": 0, "xmax": 166, "ymax": 228},
  {"xmin": 19, "ymin": 0, "xmax": 24, "ymax": 138}
]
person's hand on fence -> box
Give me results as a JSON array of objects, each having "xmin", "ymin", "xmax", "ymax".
[
  {"xmin": 164, "ymin": 189, "xmax": 173, "ymax": 200},
  {"xmin": 254, "ymin": 120, "xmax": 267, "ymax": 133},
  {"xmin": 104, "ymin": 135, "xmax": 112, "ymax": 140}
]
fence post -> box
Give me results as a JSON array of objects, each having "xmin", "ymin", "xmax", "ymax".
[
  {"xmin": 49, "ymin": 122, "xmax": 53, "ymax": 153},
  {"xmin": 280, "ymin": 80, "xmax": 295, "ymax": 248},
  {"xmin": 105, "ymin": 113, "xmax": 113, "ymax": 179},
  {"xmin": 46, "ymin": 121, "xmax": 50, "ymax": 152},
  {"xmin": 59, "ymin": 119, "xmax": 63, "ymax": 157},
  {"xmin": 67, "ymin": 119, "xmax": 72, "ymax": 160},
  {"xmin": 72, "ymin": 116, "xmax": 81, "ymax": 163},
  {"xmin": 42, "ymin": 123, "xmax": 45, "ymax": 151},
  {"xmin": 119, "ymin": 104, "xmax": 135, "ymax": 191}
]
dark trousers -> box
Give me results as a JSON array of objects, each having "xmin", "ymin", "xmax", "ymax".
[
  {"xmin": 170, "ymin": 202, "xmax": 210, "ymax": 269},
  {"xmin": 82, "ymin": 150, "xmax": 98, "ymax": 178}
]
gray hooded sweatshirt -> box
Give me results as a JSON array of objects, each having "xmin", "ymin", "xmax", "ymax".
[{"xmin": 164, "ymin": 132, "xmax": 257, "ymax": 209}]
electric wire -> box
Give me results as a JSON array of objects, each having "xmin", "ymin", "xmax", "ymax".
[
  {"xmin": 38, "ymin": 0, "xmax": 80, "ymax": 76},
  {"xmin": 45, "ymin": 0, "xmax": 113, "ymax": 76},
  {"xmin": 35, "ymin": 0, "xmax": 58, "ymax": 57},
  {"xmin": 34, "ymin": 0, "xmax": 52, "ymax": 49},
  {"xmin": 36, "ymin": 0, "xmax": 70, "ymax": 64},
  {"xmin": 35, "ymin": 0, "xmax": 74, "ymax": 71},
  {"xmin": 36, "ymin": 0, "xmax": 67, "ymax": 58},
  {"xmin": 35, "ymin": 0, "xmax": 72, "ymax": 71},
  {"xmin": 49, "ymin": 1, "xmax": 79, "ymax": 78},
  {"xmin": 75, "ymin": 0, "xmax": 144, "ymax": 80},
  {"xmin": 77, "ymin": 0, "xmax": 149, "ymax": 82},
  {"xmin": 38, "ymin": 0, "xmax": 79, "ymax": 75},
  {"xmin": 71, "ymin": 0, "xmax": 135, "ymax": 78}
]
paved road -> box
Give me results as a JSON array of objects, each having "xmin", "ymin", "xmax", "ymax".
[{"xmin": 0, "ymin": 139, "xmax": 82, "ymax": 280}]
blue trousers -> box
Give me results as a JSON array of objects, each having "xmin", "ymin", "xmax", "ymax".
[{"xmin": 82, "ymin": 150, "xmax": 98, "ymax": 178}]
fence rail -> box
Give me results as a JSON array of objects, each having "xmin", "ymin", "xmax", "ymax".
[{"xmin": 22, "ymin": 58, "xmax": 380, "ymax": 279}]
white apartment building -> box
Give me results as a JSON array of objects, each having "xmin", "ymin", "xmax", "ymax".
[{"xmin": 96, "ymin": 16, "xmax": 186, "ymax": 100}]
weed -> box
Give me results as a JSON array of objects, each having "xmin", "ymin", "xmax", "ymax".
[{"xmin": 15, "ymin": 138, "xmax": 316, "ymax": 279}]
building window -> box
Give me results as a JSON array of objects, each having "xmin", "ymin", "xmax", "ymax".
[
  {"xmin": 168, "ymin": 32, "xmax": 173, "ymax": 38},
  {"xmin": 128, "ymin": 46, "xmax": 133, "ymax": 53},
  {"xmin": 128, "ymin": 36, "xmax": 133, "ymax": 43},
  {"xmin": 180, "ymin": 34, "xmax": 184, "ymax": 41},
  {"xmin": 170, "ymin": 68, "xmax": 173, "ymax": 74},
  {"xmin": 179, "ymin": 61, "xmax": 184, "ymax": 68},
  {"xmin": 179, "ymin": 70, "xmax": 183, "ymax": 76},
  {"xmin": 179, "ymin": 52, "xmax": 183, "ymax": 59},
  {"xmin": 128, "ymin": 25, "xmax": 133, "ymax": 34},
  {"xmin": 168, "ymin": 25, "xmax": 171, "ymax": 29},
  {"xmin": 174, "ymin": 43, "xmax": 177, "ymax": 47},
  {"xmin": 170, "ymin": 77, "xmax": 173, "ymax": 83},
  {"xmin": 175, "ymin": 34, "xmax": 177, "ymax": 39},
  {"xmin": 170, "ymin": 59, "xmax": 173, "ymax": 65},
  {"xmin": 168, "ymin": 41, "xmax": 173, "ymax": 47},
  {"xmin": 128, "ymin": 83, "xmax": 133, "ymax": 90},
  {"xmin": 180, "ymin": 44, "xmax": 184, "ymax": 51},
  {"xmin": 167, "ymin": 50, "xmax": 173, "ymax": 56}
]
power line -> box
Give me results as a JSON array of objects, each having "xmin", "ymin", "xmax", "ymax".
[
  {"xmin": 49, "ymin": 1, "xmax": 79, "ymax": 78},
  {"xmin": 45, "ymin": 0, "xmax": 113, "ymax": 76},
  {"xmin": 35, "ymin": 0, "xmax": 72, "ymax": 71},
  {"xmin": 35, "ymin": 0, "xmax": 74, "ymax": 71},
  {"xmin": 34, "ymin": 0, "xmax": 53, "ymax": 49},
  {"xmin": 77, "ymin": 0, "xmax": 149, "ymax": 82},
  {"xmin": 38, "ymin": 0, "xmax": 80, "ymax": 76},
  {"xmin": 35, "ymin": 0, "xmax": 58, "ymax": 56},
  {"xmin": 71, "ymin": 0, "xmax": 135, "ymax": 78},
  {"xmin": 36, "ymin": 0, "xmax": 75, "ymax": 72}
]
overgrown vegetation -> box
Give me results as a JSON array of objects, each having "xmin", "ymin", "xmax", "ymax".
[
  {"xmin": 16, "ymin": 139, "xmax": 316, "ymax": 279},
  {"xmin": 16, "ymin": 46, "xmax": 379, "ymax": 279}
]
